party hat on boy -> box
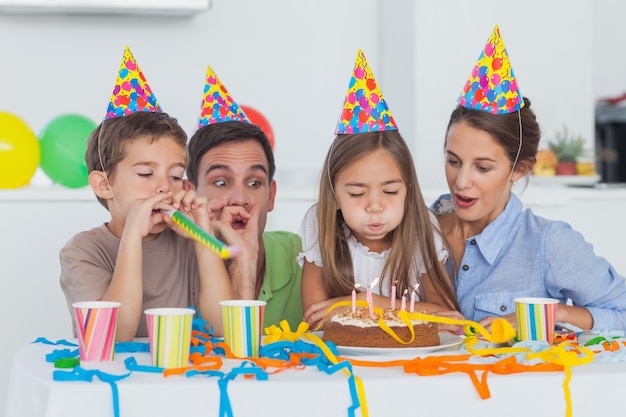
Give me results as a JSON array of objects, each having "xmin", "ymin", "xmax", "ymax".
[
  {"xmin": 104, "ymin": 46, "xmax": 162, "ymax": 120},
  {"xmin": 335, "ymin": 49, "xmax": 397, "ymax": 134},
  {"xmin": 197, "ymin": 65, "xmax": 250, "ymax": 130},
  {"xmin": 458, "ymin": 25, "xmax": 524, "ymax": 114}
]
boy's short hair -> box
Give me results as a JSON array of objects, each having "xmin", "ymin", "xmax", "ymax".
[
  {"xmin": 186, "ymin": 121, "xmax": 275, "ymax": 187},
  {"xmin": 85, "ymin": 112, "xmax": 188, "ymax": 209}
]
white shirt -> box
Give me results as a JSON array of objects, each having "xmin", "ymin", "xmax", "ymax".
[{"xmin": 297, "ymin": 204, "xmax": 448, "ymax": 296}]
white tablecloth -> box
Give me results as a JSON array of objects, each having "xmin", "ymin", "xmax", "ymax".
[{"xmin": 5, "ymin": 339, "xmax": 625, "ymax": 417}]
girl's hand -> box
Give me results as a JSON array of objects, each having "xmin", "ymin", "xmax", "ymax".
[{"xmin": 303, "ymin": 298, "xmax": 348, "ymax": 329}]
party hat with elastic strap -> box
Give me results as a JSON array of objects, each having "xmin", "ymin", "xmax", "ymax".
[
  {"xmin": 197, "ymin": 65, "xmax": 250, "ymax": 130},
  {"xmin": 335, "ymin": 49, "xmax": 397, "ymax": 134},
  {"xmin": 104, "ymin": 46, "xmax": 162, "ymax": 120},
  {"xmin": 458, "ymin": 25, "xmax": 524, "ymax": 114}
]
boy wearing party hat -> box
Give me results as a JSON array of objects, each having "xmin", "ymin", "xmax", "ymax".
[
  {"xmin": 431, "ymin": 25, "xmax": 626, "ymax": 333},
  {"xmin": 186, "ymin": 65, "xmax": 303, "ymax": 331},
  {"xmin": 60, "ymin": 47, "xmax": 235, "ymax": 341},
  {"xmin": 299, "ymin": 49, "xmax": 458, "ymax": 328}
]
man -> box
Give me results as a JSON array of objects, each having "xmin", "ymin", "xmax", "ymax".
[{"xmin": 187, "ymin": 120, "xmax": 303, "ymax": 330}]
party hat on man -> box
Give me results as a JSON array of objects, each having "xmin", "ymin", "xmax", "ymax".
[
  {"xmin": 335, "ymin": 49, "xmax": 397, "ymax": 134},
  {"xmin": 458, "ymin": 25, "xmax": 524, "ymax": 114},
  {"xmin": 197, "ymin": 65, "xmax": 250, "ymax": 130},
  {"xmin": 104, "ymin": 46, "xmax": 162, "ymax": 120}
]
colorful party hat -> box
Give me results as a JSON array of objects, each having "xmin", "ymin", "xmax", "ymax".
[
  {"xmin": 197, "ymin": 65, "xmax": 250, "ymax": 130},
  {"xmin": 458, "ymin": 25, "xmax": 524, "ymax": 114},
  {"xmin": 104, "ymin": 46, "xmax": 162, "ymax": 120},
  {"xmin": 335, "ymin": 49, "xmax": 397, "ymax": 134}
]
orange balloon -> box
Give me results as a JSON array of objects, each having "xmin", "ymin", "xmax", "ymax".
[{"xmin": 241, "ymin": 105, "xmax": 275, "ymax": 149}]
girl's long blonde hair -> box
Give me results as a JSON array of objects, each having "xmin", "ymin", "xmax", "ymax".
[{"xmin": 318, "ymin": 130, "xmax": 459, "ymax": 310}]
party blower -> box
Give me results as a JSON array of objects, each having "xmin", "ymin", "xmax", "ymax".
[{"xmin": 161, "ymin": 210, "xmax": 239, "ymax": 259}]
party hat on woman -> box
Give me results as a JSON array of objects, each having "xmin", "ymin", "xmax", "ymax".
[
  {"xmin": 197, "ymin": 65, "xmax": 250, "ymax": 130},
  {"xmin": 458, "ymin": 25, "xmax": 524, "ymax": 114},
  {"xmin": 335, "ymin": 49, "xmax": 397, "ymax": 134},
  {"xmin": 104, "ymin": 46, "xmax": 162, "ymax": 120}
]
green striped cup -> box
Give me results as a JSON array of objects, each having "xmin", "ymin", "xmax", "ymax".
[{"xmin": 145, "ymin": 308, "xmax": 195, "ymax": 368}]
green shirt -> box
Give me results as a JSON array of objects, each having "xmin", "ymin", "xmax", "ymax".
[{"xmin": 258, "ymin": 231, "xmax": 303, "ymax": 330}]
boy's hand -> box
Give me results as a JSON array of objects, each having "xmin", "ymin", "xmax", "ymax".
[
  {"xmin": 163, "ymin": 189, "xmax": 213, "ymax": 238},
  {"xmin": 123, "ymin": 192, "xmax": 176, "ymax": 239}
]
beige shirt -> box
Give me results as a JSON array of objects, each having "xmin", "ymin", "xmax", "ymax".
[{"xmin": 60, "ymin": 224, "xmax": 200, "ymax": 337}]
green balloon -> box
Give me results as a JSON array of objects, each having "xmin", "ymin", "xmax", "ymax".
[{"xmin": 39, "ymin": 114, "xmax": 97, "ymax": 188}]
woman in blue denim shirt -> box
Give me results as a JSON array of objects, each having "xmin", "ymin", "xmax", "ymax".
[{"xmin": 431, "ymin": 98, "xmax": 626, "ymax": 332}]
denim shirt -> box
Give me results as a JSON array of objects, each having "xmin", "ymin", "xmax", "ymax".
[{"xmin": 431, "ymin": 193, "xmax": 626, "ymax": 331}]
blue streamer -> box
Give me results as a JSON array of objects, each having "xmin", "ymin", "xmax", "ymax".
[
  {"xmin": 124, "ymin": 357, "xmax": 163, "ymax": 373},
  {"xmin": 45, "ymin": 348, "xmax": 79, "ymax": 363},
  {"xmin": 115, "ymin": 341, "xmax": 150, "ymax": 353},
  {"xmin": 53, "ymin": 367, "xmax": 130, "ymax": 417},
  {"xmin": 33, "ymin": 337, "xmax": 77, "ymax": 347}
]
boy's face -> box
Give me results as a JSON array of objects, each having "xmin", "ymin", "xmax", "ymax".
[
  {"xmin": 107, "ymin": 136, "xmax": 187, "ymax": 235},
  {"xmin": 194, "ymin": 139, "xmax": 276, "ymax": 236}
]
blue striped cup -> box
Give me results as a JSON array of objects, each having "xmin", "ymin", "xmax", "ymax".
[
  {"xmin": 514, "ymin": 297, "xmax": 559, "ymax": 344},
  {"xmin": 220, "ymin": 300, "xmax": 266, "ymax": 358}
]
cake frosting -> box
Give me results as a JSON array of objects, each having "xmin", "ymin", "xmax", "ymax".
[{"xmin": 323, "ymin": 308, "xmax": 439, "ymax": 348}]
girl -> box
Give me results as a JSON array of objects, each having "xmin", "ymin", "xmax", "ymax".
[
  {"xmin": 299, "ymin": 130, "xmax": 459, "ymax": 327},
  {"xmin": 433, "ymin": 98, "xmax": 626, "ymax": 332}
]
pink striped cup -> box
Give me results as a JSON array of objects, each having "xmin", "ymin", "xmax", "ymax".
[{"xmin": 72, "ymin": 301, "xmax": 121, "ymax": 362}]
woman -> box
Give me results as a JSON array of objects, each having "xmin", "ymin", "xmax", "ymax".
[{"xmin": 432, "ymin": 98, "xmax": 626, "ymax": 332}]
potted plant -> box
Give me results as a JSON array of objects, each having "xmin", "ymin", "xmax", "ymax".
[{"xmin": 547, "ymin": 126, "xmax": 585, "ymax": 175}]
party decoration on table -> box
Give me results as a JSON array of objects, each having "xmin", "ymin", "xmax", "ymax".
[
  {"xmin": 0, "ymin": 111, "xmax": 40, "ymax": 189},
  {"xmin": 458, "ymin": 25, "xmax": 524, "ymax": 114},
  {"xmin": 39, "ymin": 113, "xmax": 97, "ymax": 188},
  {"xmin": 161, "ymin": 209, "xmax": 239, "ymax": 259},
  {"xmin": 197, "ymin": 65, "xmax": 249, "ymax": 130},
  {"xmin": 105, "ymin": 46, "xmax": 162, "ymax": 120},
  {"xmin": 335, "ymin": 49, "xmax": 397, "ymax": 134},
  {"xmin": 240, "ymin": 104, "xmax": 275, "ymax": 149}
]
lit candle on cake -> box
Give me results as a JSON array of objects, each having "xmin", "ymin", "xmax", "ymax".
[
  {"xmin": 366, "ymin": 278, "xmax": 379, "ymax": 319},
  {"xmin": 390, "ymin": 280, "xmax": 397, "ymax": 309},
  {"xmin": 352, "ymin": 284, "xmax": 361, "ymax": 313},
  {"xmin": 410, "ymin": 283, "xmax": 420, "ymax": 313},
  {"xmin": 401, "ymin": 289, "xmax": 408, "ymax": 311}
]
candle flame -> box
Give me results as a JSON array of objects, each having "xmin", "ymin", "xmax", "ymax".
[
  {"xmin": 354, "ymin": 283, "xmax": 361, "ymax": 290},
  {"xmin": 369, "ymin": 277, "xmax": 380, "ymax": 288},
  {"xmin": 414, "ymin": 283, "xmax": 420, "ymax": 292},
  {"xmin": 403, "ymin": 288, "xmax": 408, "ymax": 296}
]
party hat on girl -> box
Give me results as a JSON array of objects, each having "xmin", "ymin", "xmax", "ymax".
[
  {"xmin": 197, "ymin": 65, "xmax": 250, "ymax": 130},
  {"xmin": 335, "ymin": 49, "xmax": 397, "ymax": 134},
  {"xmin": 104, "ymin": 46, "xmax": 162, "ymax": 120},
  {"xmin": 458, "ymin": 25, "xmax": 524, "ymax": 114}
]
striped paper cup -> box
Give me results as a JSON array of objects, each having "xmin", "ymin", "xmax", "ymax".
[
  {"xmin": 220, "ymin": 300, "xmax": 266, "ymax": 358},
  {"xmin": 72, "ymin": 301, "xmax": 121, "ymax": 362},
  {"xmin": 144, "ymin": 307, "xmax": 195, "ymax": 369},
  {"xmin": 514, "ymin": 297, "xmax": 559, "ymax": 344}
]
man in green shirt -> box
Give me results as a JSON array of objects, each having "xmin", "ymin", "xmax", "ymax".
[{"xmin": 187, "ymin": 120, "xmax": 303, "ymax": 330}]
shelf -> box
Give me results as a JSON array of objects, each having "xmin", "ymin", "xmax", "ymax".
[{"xmin": 0, "ymin": 0, "xmax": 211, "ymax": 17}]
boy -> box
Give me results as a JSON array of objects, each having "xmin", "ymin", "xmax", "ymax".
[{"xmin": 60, "ymin": 48, "xmax": 233, "ymax": 340}]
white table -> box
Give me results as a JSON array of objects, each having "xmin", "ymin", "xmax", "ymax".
[{"xmin": 5, "ymin": 338, "xmax": 625, "ymax": 417}]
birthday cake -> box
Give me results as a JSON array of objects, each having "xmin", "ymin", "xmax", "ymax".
[{"xmin": 323, "ymin": 309, "xmax": 439, "ymax": 348}]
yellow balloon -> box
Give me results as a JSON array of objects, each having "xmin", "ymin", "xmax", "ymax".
[{"xmin": 0, "ymin": 112, "xmax": 40, "ymax": 189}]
